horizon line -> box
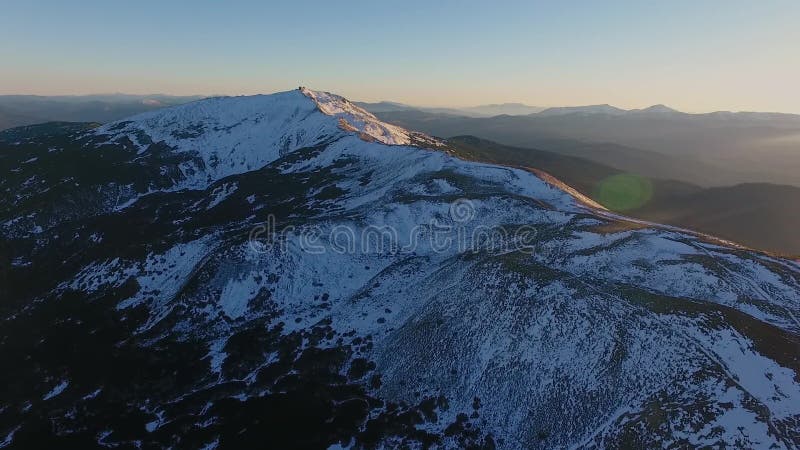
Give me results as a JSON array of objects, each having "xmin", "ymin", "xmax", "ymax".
[{"xmin": 1, "ymin": 89, "xmax": 798, "ymax": 116}]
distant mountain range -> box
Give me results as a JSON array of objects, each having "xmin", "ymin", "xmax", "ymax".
[
  {"xmin": 536, "ymin": 104, "xmax": 683, "ymax": 116},
  {"xmin": 536, "ymin": 104, "xmax": 628, "ymax": 116},
  {"xmin": 356, "ymin": 99, "xmax": 800, "ymax": 119},
  {"xmin": 367, "ymin": 107, "xmax": 800, "ymax": 188},
  {"xmin": 0, "ymin": 94, "xmax": 203, "ymax": 131},
  {"xmin": 354, "ymin": 101, "xmax": 545, "ymax": 117}
]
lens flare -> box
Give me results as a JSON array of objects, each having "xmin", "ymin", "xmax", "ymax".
[{"xmin": 595, "ymin": 174, "xmax": 653, "ymax": 211}]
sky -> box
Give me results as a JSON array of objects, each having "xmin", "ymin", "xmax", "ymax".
[{"xmin": 2, "ymin": 0, "xmax": 799, "ymax": 113}]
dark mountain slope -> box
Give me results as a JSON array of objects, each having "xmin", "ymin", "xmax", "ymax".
[
  {"xmin": 635, "ymin": 183, "xmax": 800, "ymax": 256},
  {"xmin": 447, "ymin": 136, "xmax": 800, "ymax": 256},
  {"xmin": 447, "ymin": 135, "xmax": 700, "ymax": 200}
]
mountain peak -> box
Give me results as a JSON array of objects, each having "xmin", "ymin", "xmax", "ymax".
[
  {"xmin": 94, "ymin": 88, "xmax": 442, "ymax": 190},
  {"xmin": 632, "ymin": 104, "xmax": 680, "ymax": 114},
  {"xmin": 299, "ymin": 87, "xmax": 440, "ymax": 147}
]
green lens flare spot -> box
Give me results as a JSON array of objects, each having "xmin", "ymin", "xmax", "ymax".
[{"xmin": 595, "ymin": 174, "xmax": 653, "ymax": 211}]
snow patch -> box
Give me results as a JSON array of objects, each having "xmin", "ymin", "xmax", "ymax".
[{"xmin": 43, "ymin": 380, "xmax": 69, "ymax": 400}]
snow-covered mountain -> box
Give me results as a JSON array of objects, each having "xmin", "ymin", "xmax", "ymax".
[
  {"xmin": 92, "ymin": 87, "xmax": 443, "ymax": 190},
  {"xmin": 1, "ymin": 88, "xmax": 799, "ymax": 449}
]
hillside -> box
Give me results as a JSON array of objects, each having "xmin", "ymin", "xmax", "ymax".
[
  {"xmin": 2, "ymin": 89, "xmax": 799, "ymax": 448},
  {"xmin": 448, "ymin": 136, "xmax": 800, "ymax": 255},
  {"xmin": 635, "ymin": 183, "xmax": 800, "ymax": 257}
]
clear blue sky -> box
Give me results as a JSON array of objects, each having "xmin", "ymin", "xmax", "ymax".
[{"xmin": 2, "ymin": 0, "xmax": 799, "ymax": 112}]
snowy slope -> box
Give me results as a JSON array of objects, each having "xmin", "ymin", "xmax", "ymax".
[{"xmin": 93, "ymin": 87, "xmax": 444, "ymax": 191}]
